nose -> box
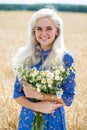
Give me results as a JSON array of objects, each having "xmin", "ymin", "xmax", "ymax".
[{"xmin": 41, "ymin": 30, "xmax": 47, "ymax": 37}]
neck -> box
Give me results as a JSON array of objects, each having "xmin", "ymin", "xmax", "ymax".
[{"xmin": 40, "ymin": 45, "xmax": 52, "ymax": 51}]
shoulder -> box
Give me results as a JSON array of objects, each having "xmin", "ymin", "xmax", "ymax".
[{"xmin": 63, "ymin": 51, "xmax": 74, "ymax": 68}]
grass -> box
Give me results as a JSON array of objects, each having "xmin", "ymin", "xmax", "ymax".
[{"xmin": 0, "ymin": 11, "xmax": 87, "ymax": 130}]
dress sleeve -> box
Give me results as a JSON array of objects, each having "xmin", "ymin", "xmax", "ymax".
[
  {"xmin": 13, "ymin": 76, "xmax": 25, "ymax": 99},
  {"xmin": 61, "ymin": 53, "xmax": 76, "ymax": 106}
]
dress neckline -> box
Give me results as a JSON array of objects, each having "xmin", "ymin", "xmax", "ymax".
[
  {"xmin": 40, "ymin": 48, "xmax": 51, "ymax": 63},
  {"xmin": 41, "ymin": 48, "xmax": 51, "ymax": 55}
]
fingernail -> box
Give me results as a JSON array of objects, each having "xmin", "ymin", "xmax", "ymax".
[{"xmin": 55, "ymin": 102, "xmax": 58, "ymax": 104}]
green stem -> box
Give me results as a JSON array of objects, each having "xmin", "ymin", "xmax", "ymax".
[{"xmin": 32, "ymin": 112, "xmax": 44, "ymax": 130}]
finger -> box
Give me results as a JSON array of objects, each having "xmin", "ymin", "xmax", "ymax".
[
  {"xmin": 22, "ymin": 81, "xmax": 28, "ymax": 87},
  {"xmin": 56, "ymin": 104, "xmax": 63, "ymax": 108},
  {"xmin": 50, "ymin": 109, "xmax": 55, "ymax": 113},
  {"xmin": 21, "ymin": 81, "xmax": 26, "ymax": 86},
  {"xmin": 53, "ymin": 103, "xmax": 62, "ymax": 109},
  {"xmin": 51, "ymin": 110, "xmax": 55, "ymax": 113},
  {"xmin": 21, "ymin": 80, "xmax": 25, "ymax": 83}
]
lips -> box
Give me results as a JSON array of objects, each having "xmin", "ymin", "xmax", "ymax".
[{"xmin": 40, "ymin": 37, "xmax": 49, "ymax": 41}]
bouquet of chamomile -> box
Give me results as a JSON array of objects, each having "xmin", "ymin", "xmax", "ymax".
[{"xmin": 17, "ymin": 62, "xmax": 75, "ymax": 130}]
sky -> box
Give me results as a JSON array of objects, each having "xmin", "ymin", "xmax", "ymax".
[{"xmin": 0, "ymin": 0, "xmax": 87, "ymax": 5}]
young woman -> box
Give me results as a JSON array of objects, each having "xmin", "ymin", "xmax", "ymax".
[{"xmin": 13, "ymin": 8, "xmax": 76, "ymax": 130}]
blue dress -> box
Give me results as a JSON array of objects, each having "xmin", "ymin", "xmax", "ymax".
[{"xmin": 13, "ymin": 49, "xmax": 76, "ymax": 130}]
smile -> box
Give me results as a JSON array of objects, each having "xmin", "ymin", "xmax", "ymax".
[{"xmin": 40, "ymin": 38, "xmax": 49, "ymax": 41}]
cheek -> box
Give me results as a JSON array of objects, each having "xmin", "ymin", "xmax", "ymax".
[
  {"xmin": 34, "ymin": 31, "xmax": 40, "ymax": 37},
  {"xmin": 51, "ymin": 31, "xmax": 58, "ymax": 38},
  {"xmin": 34, "ymin": 32, "xmax": 40, "ymax": 42},
  {"xmin": 34, "ymin": 32, "xmax": 38, "ymax": 39}
]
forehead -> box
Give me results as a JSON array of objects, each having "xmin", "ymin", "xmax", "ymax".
[{"xmin": 36, "ymin": 17, "xmax": 55, "ymax": 27}]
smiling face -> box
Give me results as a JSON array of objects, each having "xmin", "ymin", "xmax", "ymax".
[{"xmin": 34, "ymin": 17, "xmax": 58, "ymax": 51}]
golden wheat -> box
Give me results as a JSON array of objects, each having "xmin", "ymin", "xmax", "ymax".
[{"xmin": 0, "ymin": 11, "xmax": 87, "ymax": 130}]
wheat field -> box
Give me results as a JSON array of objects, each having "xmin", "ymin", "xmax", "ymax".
[{"xmin": 0, "ymin": 11, "xmax": 87, "ymax": 130}]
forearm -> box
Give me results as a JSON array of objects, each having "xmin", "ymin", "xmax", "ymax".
[
  {"xmin": 40, "ymin": 93, "xmax": 66, "ymax": 106},
  {"xmin": 22, "ymin": 82, "xmax": 66, "ymax": 106},
  {"xmin": 14, "ymin": 96, "xmax": 63, "ymax": 114},
  {"xmin": 14, "ymin": 96, "xmax": 36, "ymax": 110}
]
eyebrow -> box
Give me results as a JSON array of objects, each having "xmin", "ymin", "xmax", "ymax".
[
  {"xmin": 35, "ymin": 26, "xmax": 42, "ymax": 29},
  {"xmin": 35, "ymin": 26, "xmax": 53, "ymax": 28}
]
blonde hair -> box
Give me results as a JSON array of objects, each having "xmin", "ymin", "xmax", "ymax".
[{"xmin": 13, "ymin": 8, "xmax": 66, "ymax": 71}]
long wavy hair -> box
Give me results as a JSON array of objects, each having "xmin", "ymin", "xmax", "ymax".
[{"xmin": 13, "ymin": 8, "xmax": 66, "ymax": 72}]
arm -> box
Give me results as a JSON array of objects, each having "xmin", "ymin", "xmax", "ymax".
[
  {"xmin": 13, "ymin": 76, "xmax": 62, "ymax": 113},
  {"xmin": 15, "ymin": 96, "xmax": 62, "ymax": 113},
  {"xmin": 61, "ymin": 70, "xmax": 76, "ymax": 106},
  {"xmin": 61, "ymin": 53, "xmax": 76, "ymax": 106},
  {"xmin": 22, "ymin": 81, "xmax": 65, "ymax": 105},
  {"xmin": 41, "ymin": 53, "xmax": 76, "ymax": 106}
]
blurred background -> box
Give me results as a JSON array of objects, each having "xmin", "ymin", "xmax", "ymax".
[{"xmin": 0, "ymin": 0, "xmax": 87, "ymax": 130}]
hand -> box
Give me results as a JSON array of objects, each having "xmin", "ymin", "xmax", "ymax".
[
  {"xmin": 21, "ymin": 80, "xmax": 40, "ymax": 99},
  {"xmin": 34, "ymin": 101, "xmax": 63, "ymax": 114}
]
